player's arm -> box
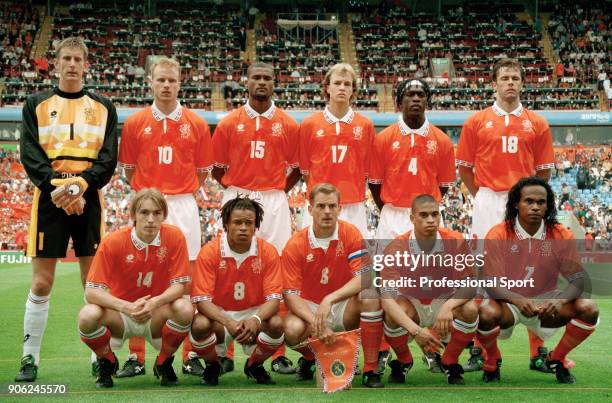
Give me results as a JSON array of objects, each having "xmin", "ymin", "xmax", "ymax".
[
  {"xmin": 196, "ymin": 300, "xmax": 241, "ymax": 337},
  {"xmin": 284, "ymin": 168, "xmax": 302, "ymax": 193},
  {"xmin": 19, "ymin": 96, "xmax": 56, "ymax": 193},
  {"xmin": 236, "ymin": 298, "xmax": 280, "ymax": 344},
  {"xmin": 284, "ymin": 293, "xmax": 316, "ymax": 325},
  {"xmin": 85, "ymin": 288, "xmax": 152, "ymax": 323},
  {"xmin": 368, "ymin": 183, "xmax": 384, "ymax": 211},
  {"xmin": 458, "ymin": 165, "xmax": 478, "ymax": 197},
  {"xmin": 381, "ymin": 297, "xmax": 443, "ymax": 352}
]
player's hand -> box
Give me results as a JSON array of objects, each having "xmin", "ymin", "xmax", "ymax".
[
  {"xmin": 313, "ymin": 298, "xmax": 332, "ymax": 338},
  {"xmin": 538, "ymin": 299, "xmax": 564, "ymax": 319},
  {"xmin": 319, "ymin": 326, "xmax": 336, "ymax": 346},
  {"xmin": 63, "ymin": 197, "xmax": 86, "ymax": 216},
  {"xmin": 132, "ymin": 298, "xmax": 157, "ymax": 323},
  {"xmin": 226, "ymin": 319, "xmax": 243, "ymax": 339},
  {"xmin": 235, "ymin": 317, "xmax": 259, "ymax": 344},
  {"xmin": 123, "ymin": 295, "xmax": 150, "ymax": 321},
  {"xmin": 414, "ymin": 328, "xmax": 443, "ymax": 354},
  {"xmin": 433, "ymin": 305, "xmax": 454, "ymax": 340},
  {"xmin": 50, "ymin": 177, "xmax": 88, "ymax": 209},
  {"xmin": 514, "ymin": 298, "xmax": 539, "ymax": 317}
]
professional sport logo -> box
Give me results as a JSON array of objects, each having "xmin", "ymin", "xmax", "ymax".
[
  {"xmin": 156, "ymin": 246, "xmax": 168, "ymax": 263},
  {"xmin": 251, "ymin": 257, "xmax": 263, "ymax": 274},
  {"xmin": 510, "ymin": 244, "xmax": 519, "ymax": 253},
  {"xmin": 144, "ymin": 126, "xmax": 152, "ymax": 135},
  {"xmin": 271, "ymin": 122, "xmax": 283, "ymax": 136},
  {"xmin": 179, "ymin": 123, "xmax": 191, "ymax": 139},
  {"xmin": 306, "ymin": 253, "xmax": 314, "ymax": 262},
  {"xmin": 353, "ymin": 126, "xmax": 363, "ymax": 140},
  {"xmin": 426, "ymin": 140, "xmax": 438, "ymax": 154},
  {"xmin": 316, "ymin": 129, "xmax": 325, "ymax": 137},
  {"xmin": 392, "ymin": 140, "xmax": 400, "ymax": 150},
  {"xmin": 218, "ymin": 260, "xmax": 227, "ymax": 270},
  {"xmin": 125, "ymin": 254, "xmax": 135, "ymax": 263},
  {"xmin": 237, "ymin": 124, "xmax": 245, "ymax": 132},
  {"xmin": 522, "ymin": 119, "xmax": 533, "ymax": 132},
  {"xmin": 485, "ymin": 120, "xmax": 494, "ymax": 129}
]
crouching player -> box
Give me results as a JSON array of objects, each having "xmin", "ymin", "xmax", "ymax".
[
  {"xmin": 77, "ymin": 189, "xmax": 193, "ymax": 388},
  {"xmin": 379, "ymin": 195, "xmax": 479, "ymax": 385},
  {"xmin": 477, "ymin": 177, "xmax": 599, "ymax": 384},
  {"xmin": 190, "ymin": 196, "xmax": 284, "ymax": 386},
  {"xmin": 282, "ymin": 183, "xmax": 385, "ymax": 388}
]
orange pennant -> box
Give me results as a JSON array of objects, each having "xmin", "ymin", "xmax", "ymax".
[{"xmin": 308, "ymin": 329, "xmax": 361, "ymax": 393}]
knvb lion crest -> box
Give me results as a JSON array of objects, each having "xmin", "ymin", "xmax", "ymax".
[
  {"xmin": 330, "ymin": 359, "xmax": 346, "ymax": 378},
  {"xmin": 156, "ymin": 246, "xmax": 168, "ymax": 263},
  {"xmin": 179, "ymin": 123, "xmax": 192, "ymax": 139},
  {"xmin": 353, "ymin": 126, "xmax": 363, "ymax": 140},
  {"xmin": 336, "ymin": 241, "xmax": 345, "ymax": 256},
  {"xmin": 271, "ymin": 122, "xmax": 283, "ymax": 136},
  {"xmin": 522, "ymin": 119, "xmax": 533, "ymax": 132},
  {"xmin": 540, "ymin": 241, "xmax": 552, "ymax": 257},
  {"xmin": 251, "ymin": 258, "xmax": 263, "ymax": 274},
  {"xmin": 83, "ymin": 107, "xmax": 97, "ymax": 124},
  {"xmin": 426, "ymin": 140, "xmax": 438, "ymax": 154}
]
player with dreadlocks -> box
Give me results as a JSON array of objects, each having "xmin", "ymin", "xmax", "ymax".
[
  {"xmin": 476, "ymin": 176, "xmax": 598, "ymax": 384},
  {"xmin": 189, "ymin": 195, "xmax": 284, "ymax": 386}
]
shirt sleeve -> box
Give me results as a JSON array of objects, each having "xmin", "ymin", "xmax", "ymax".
[
  {"xmin": 212, "ymin": 119, "xmax": 229, "ymax": 169},
  {"xmin": 438, "ymin": 135, "xmax": 456, "ymax": 187},
  {"xmin": 85, "ymin": 236, "xmax": 113, "ymax": 291},
  {"xmin": 298, "ymin": 119, "xmax": 312, "ymax": 175},
  {"xmin": 281, "ymin": 239, "xmax": 303, "ymax": 296},
  {"xmin": 347, "ymin": 227, "xmax": 371, "ymax": 276},
  {"xmin": 263, "ymin": 244, "xmax": 283, "ymax": 301},
  {"xmin": 456, "ymin": 114, "xmax": 477, "ymax": 168},
  {"xmin": 284, "ymin": 117, "xmax": 300, "ymax": 169},
  {"xmin": 191, "ymin": 246, "xmax": 217, "ymax": 303},
  {"xmin": 194, "ymin": 117, "xmax": 214, "ymax": 172},
  {"xmin": 534, "ymin": 116, "xmax": 555, "ymax": 171},
  {"xmin": 168, "ymin": 230, "xmax": 191, "ymax": 286},
  {"xmin": 118, "ymin": 117, "xmax": 137, "ymax": 169},
  {"xmin": 368, "ymin": 128, "xmax": 385, "ymax": 184},
  {"xmin": 19, "ymin": 94, "xmax": 56, "ymax": 193}
]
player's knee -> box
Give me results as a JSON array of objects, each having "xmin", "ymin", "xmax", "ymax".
[
  {"xmin": 574, "ymin": 298, "xmax": 599, "ymax": 324},
  {"xmin": 265, "ymin": 314, "xmax": 284, "ymax": 338},
  {"xmin": 283, "ymin": 315, "xmax": 306, "ymax": 344},
  {"xmin": 457, "ymin": 300, "xmax": 479, "ymax": 323},
  {"xmin": 359, "ymin": 296, "xmax": 381, "ymax": 313},
  {"xmin": 478, "ymin": 300, "xmax": 501, "ymax": 329},
  {"xmin": 78, "ymin": 304, "xmax": 104, "ymax": 330},
  {"xmin": 31, "ymin": 276, "xmax": 53, "ymax": 296},
  {"xmin": 191, "ymin": 313, "xmax": 212, "ymax": 339},
  {"xmin": 170, "ymin": 297, "xmax": 193, "ymax": 324}
]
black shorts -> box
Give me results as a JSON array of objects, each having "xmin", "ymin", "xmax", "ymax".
[{"xmin": 26, "ymin": 187, "xmax": 104, "ymax": 258}]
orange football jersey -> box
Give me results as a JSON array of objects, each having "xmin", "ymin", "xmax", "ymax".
[
  {"xmin": 212, "ymin": 104, "xmax": 299, "ymax": 191},
  {"xmin": 191, "ymin": 235, "xmax": 282, "ymax": 311},
  {"xmin": 456, "ymin": 104, "xmax": 554, "ymax": 191},
  {"xmin": 282, "ymin": 220, "xmax": 371, "ymax": 304},
  {"xmin": 369, "ymin": 119, "xmax": 455, "ymax": 207},
  {"xmin": 299, "ymin": 108, "xmax": 375, "ymax": 204},
  {"xmin": 118, "ymin": 105, "xmax": 213, "ymax": 194},
  {"xmin": 86, "ymin": 224, "xmax": 190, "ymax": 301},
  {"xmin": 484, "ymin": 221, "xmax": 583, "ymax": 297}
]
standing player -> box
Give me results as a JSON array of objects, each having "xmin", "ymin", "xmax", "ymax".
[
  {"xmin": 282, "ymin": 183, "xmax": 385, "ymax": 388},
  {"xmin": 189, "ymin": 196, "xmax": 284, "ymax": 386},
  {"xmin": 369, "ymin": 79, "xmax": 455, "ymax": 238},
  {"xmin": 379, "ymin": 195, "xmax": 478, "ymax": 385},
  {"xmin": 16, "ymin": 36, "xmax": 118, "ymax": 382},
  {"xmin": 477, "ymin": 177, "xmax": 598, "ymax": 384},
  {"xmin": 456, "ymin": 58, "xmax": 555, "ymax": 371},
  {"xmin": 78, "ymin": 189, "xmax": 193, "ymax": 388},
  {"xmin": 118, "ymin": 56, "xmax": 214, "ymax": 378},
  {"xmin": 299, "ymin": 63, "xmax": 375, "ymax": 237},
  {"xmin": 211, "ymin": 62, "xmax": 300, "ymax": 373}
]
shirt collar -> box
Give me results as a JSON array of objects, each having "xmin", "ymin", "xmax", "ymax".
[
  {"xmin": 408, "ymin": 230, "xmax": 444, "ymax": 254},
  {"xmin": 151, "ymin": 101, "xmax": 182, "ymax": 122},
  {"xmin": 323, "ymin": 106, "xmax": 354, "ymax": 125},
  {"xmin": 244, "ymin": 101, "xmax": 276, "ymax": 120},
  {"xmin": 398, "ymin": 115, "xmax": 430, "ymax": 137},
  {"xmin": 492, "ymin": 101, "xmax": 523, "ymax": 117},
  {"xmin": 131, "ymin": 227, "xmax": 161, "ymax": 250},
  {"xmin": 514, "ymin": 217, "xmax": 546, "ymax": 240},
  {"xmin": 220, "ymin": 232, "xmax": 259, "ymax": 259},
  {"xmin": 307, "ymin": 223, "xmax": 339, "ymax": 250}
]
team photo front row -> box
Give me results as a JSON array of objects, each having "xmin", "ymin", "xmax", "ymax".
[{"xmin": 70, "ymin": 181, "xmax": 597, "ymax": 389}]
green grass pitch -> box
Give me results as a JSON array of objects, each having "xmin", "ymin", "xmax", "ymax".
[{"xmin": 0, "ymin": 262, "xmax": 611, "ymax": 402}]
